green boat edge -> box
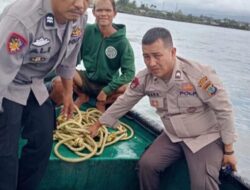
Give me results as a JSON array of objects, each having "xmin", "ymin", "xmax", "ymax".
[{"xmin": 19, "ymin": 101, "xmax": 249, "ymax": 190}]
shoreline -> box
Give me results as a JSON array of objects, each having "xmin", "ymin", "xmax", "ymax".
[{"xmin": 117, "ymin": 7, "xmax": 250, "ymax": 31}]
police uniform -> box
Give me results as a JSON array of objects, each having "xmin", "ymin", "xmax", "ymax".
[
  {"xmin": 99, "ymin": 57, "xmax": 236, "ymax": 190},
  {"xmin": 0, "ymin": 0, "xmax": 87, "ymax": 189}
]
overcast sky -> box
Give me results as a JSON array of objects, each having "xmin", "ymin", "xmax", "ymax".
[{"xmin": 137, "ymin": 0, "xmax": 250, "ymax": 15}]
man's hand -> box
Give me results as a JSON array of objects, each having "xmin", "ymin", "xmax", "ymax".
[
  {"xmin": 223, "ymin": 154, "xmax": 237, "ymax": 172},
  {"xmin": 61, "ymin": 93, "xmax": 74, "ymax": 120},
  {"xmin": 61, "ymin": 78, "xmax": 74, "ymax": 120},
  {"xmin": 96, "ymin": 90, "xmax": 108, "ymax": 112},
  {"xmin": 88, "ymin": 120, "xmax": 102, "ymax": 138},
  {"xmin": 223, "ymin": 144, "xmax": 237, "ymax": 171},
  {"xmin": 97, "ymin": 90, "xmax": 107, "ymax": 102}
]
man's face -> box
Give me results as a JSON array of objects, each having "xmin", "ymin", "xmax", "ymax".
[
  {"xmin": 93, "ymin": 0, "xmax": 116, "ymax": 27},
  {"xmin": 142, "ymin": 39, "xmax": 176, "ymax": 79},
  {"xmin": 52, "ymin": 0, "xmax": 89, "ymax": 24}
]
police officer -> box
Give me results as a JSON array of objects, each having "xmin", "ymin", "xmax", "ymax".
[
  {"xmin": 88, "ymin": 27, "xmax": 237, "ymax": 190},
  {"xmin": 0, "ymin": 0, "xmax": 88, "ymax": 189}
]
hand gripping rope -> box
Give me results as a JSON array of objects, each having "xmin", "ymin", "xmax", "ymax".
[{"xmin": 53, "ymin": 107, "xmax": 134, "ymax": 162}]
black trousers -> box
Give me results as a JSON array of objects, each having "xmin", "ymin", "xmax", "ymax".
[{"xmin": 0, "ymin": 92, "xmax": 54, "ymax": 190}]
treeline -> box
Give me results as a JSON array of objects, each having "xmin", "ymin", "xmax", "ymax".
[{"xmin": 116, "ymin": 0, "xmax": 250, "ymax": 31}]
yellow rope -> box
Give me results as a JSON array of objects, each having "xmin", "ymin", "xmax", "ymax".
[{"xmin": 53, "ymin": 106, "xmax": 134, "ymax": 163}]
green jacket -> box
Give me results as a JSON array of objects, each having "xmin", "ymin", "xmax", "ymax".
[{"xmin": 79, "ymin": 23, "xmax": 135, "ymax": 95}]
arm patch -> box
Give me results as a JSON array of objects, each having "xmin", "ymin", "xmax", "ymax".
[{"xmin": 7, "ymin": 32, "xmax": 27, "ymax": 54}]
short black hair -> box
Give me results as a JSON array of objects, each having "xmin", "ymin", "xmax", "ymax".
[
  {"xmin": 142, "ymin": 27, "xmax": 173, "ymax": 48},
  {"xmin": 93, "ymin": 0, "xmax": 116, "ymax": 12}
]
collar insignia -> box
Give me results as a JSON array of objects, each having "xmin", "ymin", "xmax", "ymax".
[
  {"xmin": 45, "ymin": 13, "xmax": 54, "ymax": 27},
  {"xmin": 175, "ymin": 70, "xmax": 181, "ymax": 79}
]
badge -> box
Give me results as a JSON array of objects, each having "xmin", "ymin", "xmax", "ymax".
[
  {"xmin": 146, "ymin": 91, "xmax": 160, "ymax": 97},
  {"xmin": 130, "ymin": 77, "xmax": 139, "ymax": 89},
  {"xmin": 7, "ymin": 33, "xmax": 27, "ymax": 54},
  {"xmin": 150, "ymin": 100, "xmax": 159, "ymax": 108},
  {"xmin": 180, "ymin": 83, "xmax": 196, "ymax": 96},
  {"xmin": 198, "ymin": 76, "xmax": 208, "ymax": 88},
  {"xmin": 175, "ymin": 70, "xmax": 181, "ymax": 79},
  {"xmin": 32, "ymin": 37, "xmax": 50, "ymax": 47},
  {"xmin": 181, "ymin": 83, "xmax": 194, "ymax": 92},
  {"xmin": 45, "ymin": 13, "xmax": 54, "ymax": 27},
  {"xmin": 198, "ymin": 76, "xmax": 217, "ymax": 96},
  {"xmin": 69, "ymin": 26, "xmax": 82, "ymax": 44},
  {"xmin": 71, "ymin": 26, "xmax": 82, "ymax": 37},
  {"xmin": 206, "ymin": 84, "xmax": 217, "ymax": 96},
  {"xmin": 105, "ymin": 46, "xmax": 117, "ymax": 59},
  {"xmin": 30, "ymin": 56, "xmax": 46, "ymax": 63},
  {"xmin": 29, "ymin": 47, "xmax": 51, "ymax": 54}
]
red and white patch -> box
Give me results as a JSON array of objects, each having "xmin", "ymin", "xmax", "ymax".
[
  {"xmin": 150, "ymin": 100, "xmax": 159, "ymax": 108},
  {"xmin": 130, "ymin": 77, "xmax": 140, "ymax": 89},
  {"xmin": 7, "ymin": 32, "xmax": 27, "ymax": 54}
]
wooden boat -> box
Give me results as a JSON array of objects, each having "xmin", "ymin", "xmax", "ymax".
[{"xmin": 19, "ymin": 101, "xmax": 249, "ymax": 190}]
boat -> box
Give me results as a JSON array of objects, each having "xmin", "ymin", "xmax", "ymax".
[{"xmin": 19, "ymin": 100, "xmax": 250, "ymax": 190}]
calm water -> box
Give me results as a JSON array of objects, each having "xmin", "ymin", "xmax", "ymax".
[
  {"xmin": 116, "ymin": 13, "xmax": 250, "ymax": 183},
  {"xmin": 1, "ymin": 1, "xmax": 250, "ymax": 183}
]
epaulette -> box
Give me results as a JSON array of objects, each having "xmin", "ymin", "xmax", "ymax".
[
  {"xmin": 179, "ymin": 56, "xmax": 208, "ymax": 80},
  {"xmin": 179, "ymin": 57, "xmax": 219, "ymax": 97}
]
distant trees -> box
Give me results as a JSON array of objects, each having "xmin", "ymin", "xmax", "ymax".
[
  {"xmin": 115, "ymin": 0, "xmax": 250, "ymax": 31},
  {"xmin": 117, "ymin": 0, "xmax": 129, "ymax": 5},
  {"xmin": 117, "ymin": 0, "xmax": 137, "ymax": 11}
]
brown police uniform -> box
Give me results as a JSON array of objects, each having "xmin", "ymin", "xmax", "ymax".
[{"xmin": 99, "ymin": 56, "xmax": 236, "ymax": 190}]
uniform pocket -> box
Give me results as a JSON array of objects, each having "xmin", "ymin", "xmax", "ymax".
[
  {"xmin": 170, "ymin": 109, "xmax": 218, "ymax": 138},
  {"xmin": 177, "ymin": 96, "xmax": 203, "ymax": 108},
  {"xmin": 206, "ymin": 163, "xmax": 221, "ymax": 186}
]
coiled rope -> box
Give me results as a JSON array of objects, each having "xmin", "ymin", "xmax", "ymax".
[{"xmin": 53, "ymin": 107, "xmax": 134, "ymax": 163}]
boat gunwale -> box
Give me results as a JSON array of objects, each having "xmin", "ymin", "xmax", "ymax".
[{"xmin": 126, "ymin": 110, "xmax": 250, "ymax": 189}]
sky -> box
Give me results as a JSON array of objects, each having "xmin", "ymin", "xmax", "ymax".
[
  {"xmin": 1, "ymin": 0, "xmax": 250, "ymax": 22},
  {"xmin": 136, "ymin": 0, "xmax": 250, "ymax": 21}
]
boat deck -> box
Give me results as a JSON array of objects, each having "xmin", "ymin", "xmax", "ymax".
[{"xmin": 19, "ymin": 103, "xmax": 248, "ymax": 190}]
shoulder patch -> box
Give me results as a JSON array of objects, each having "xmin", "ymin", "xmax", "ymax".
[
  {"xmin": 7, "ymin": 33, "xmax": 28, "ymax": 54},
  {"xmin": 130, "ymin": 77, "xmax": 140, "ymax": 89},
  {"xmin": 198, "ymin": 76, "xmax": 217, "ymax": 96}
]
